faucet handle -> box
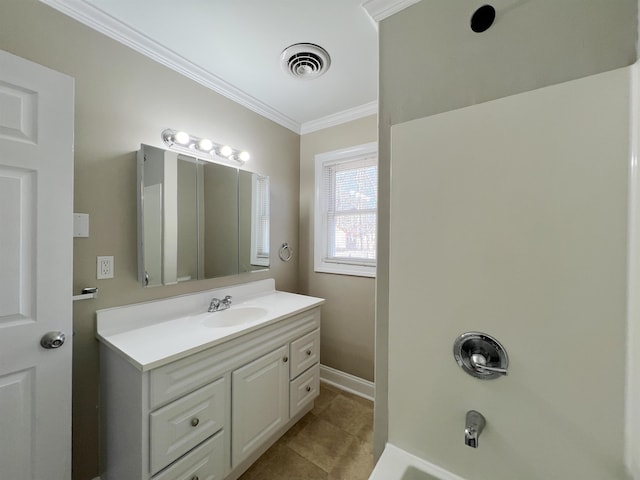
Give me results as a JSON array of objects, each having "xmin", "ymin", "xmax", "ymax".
[
  {"xmin": 470, "ymin": 353, "xmax": 508, "ymax": 376},
  {"xmin": 208, "ymin": 297, "xmax": 221, "ymax": 312},
  {"xmin": 474, "ymin": 363, "xmax": 508, "ymax": 375},
  {"xmin": 222, "ymin": 295, "xmax": 232, "ymax": 305}
]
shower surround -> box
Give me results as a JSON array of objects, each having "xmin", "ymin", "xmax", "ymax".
[{"xmin": 387, "ymin": 66, "xmax": 635, "ymax": 479}]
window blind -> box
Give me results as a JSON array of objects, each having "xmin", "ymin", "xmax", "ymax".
[{"xmin": 323, "ymin": 155, "xmax": 377, "ymax": 265}]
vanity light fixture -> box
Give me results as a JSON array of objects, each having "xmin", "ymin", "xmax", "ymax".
[
  {"xmin": 161, "ymin": 128, "xmax": 250, "ymax": 165},
  {"xmin": 173, "ymin": 130, "xmax": 191, "ymax": 145},
  {"xmin": 218, "ymin": 144, "xmax": 233, "ymax": 157}
]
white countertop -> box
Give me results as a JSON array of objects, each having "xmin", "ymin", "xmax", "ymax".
[{"xmin": 96, "ymin": 279, "xmax": 324, "ymax": 371}]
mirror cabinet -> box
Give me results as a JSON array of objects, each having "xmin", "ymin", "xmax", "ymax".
[{"xmin": 137, "ymin": 144, "xmax": 270, "ymax": 287}]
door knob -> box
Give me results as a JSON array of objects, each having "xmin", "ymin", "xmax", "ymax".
[{"xmin": 40, "ymin": 331, "xmax": 66, "ymax": 349}]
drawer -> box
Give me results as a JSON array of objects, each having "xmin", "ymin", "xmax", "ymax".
[
  {"xmin": 290, "ymin": 328, "xmax": 320, "ymax": 379},
  {"xmin": 153, "ymin": 430, "xmax": 225, "ymax": 480},
  {"xmin": 150, "ymin": 378, "xmax": 225, "ymax": 475},
  {"xmin": 290, "ymin": 363, "xmax": 319, "ymax": 418},
  {"xmin": 150, "ymin": 351, "xmax": 227, "ymax": 410}
]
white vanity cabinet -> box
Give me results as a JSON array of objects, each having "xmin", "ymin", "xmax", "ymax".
[{"xmin": 98, "ymin": 286, "xmax": 322, "ymax": 480}]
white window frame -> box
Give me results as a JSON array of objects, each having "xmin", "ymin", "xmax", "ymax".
[{"xmin": 314, "ymin": 142, "xmax": 377, "ymax": 278}]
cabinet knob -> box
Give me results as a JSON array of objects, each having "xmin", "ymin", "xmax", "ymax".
[
  {"xmin": 306, "ymin": 349, "xmax": 312, "ymax": 356},
  {"xmin": 306, "ymin": 385, "xmax": 312, "ymax": 393},
  {"xmin": 283, "ymin": 356, "xmax": 289, "ymax": 363},
  {"xmin": 191, "ymin": 476, "xmax": 199, "ymax": 480},
  {"xmin": 191, "ymin": 417, "xmax": 200, "ymax": 427}
]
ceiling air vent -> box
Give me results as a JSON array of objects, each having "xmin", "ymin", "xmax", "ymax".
[{"xmin": 281, "ymin": 43, "xmax": 331, "ymax": 80}]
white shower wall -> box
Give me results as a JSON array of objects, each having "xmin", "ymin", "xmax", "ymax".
[{"xmin": 389, "ymin": 66, "xmax": 632, "ymax": 479}]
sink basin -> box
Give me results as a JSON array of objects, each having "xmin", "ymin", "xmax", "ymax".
[{"xmin": 199, "ymin": 306, "xmax": 269, "ymax": 328}]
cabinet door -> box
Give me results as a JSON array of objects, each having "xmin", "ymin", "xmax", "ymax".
[{"xmin": 231, "ymin": 345, "xmax": 289, "ymax": 467}]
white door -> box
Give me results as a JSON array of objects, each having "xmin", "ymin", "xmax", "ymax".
[{"xmin": 0, "ymin": 49, "xmax": 74, "ymax": 479}]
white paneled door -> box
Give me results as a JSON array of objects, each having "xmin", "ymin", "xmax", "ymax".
[{"xmin": 0, "ymin": 49, "xmax": 74, "ymax": 479}]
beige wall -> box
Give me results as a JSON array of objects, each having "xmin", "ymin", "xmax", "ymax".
[
  {"xmin": 299, "ymin": 115, "xmax": 377, "ymax": 382},
  {"xmin": 0, "ymin": 2, "xmax": 300, "ymax": 479},
  {"xmin": 376, "ymin": 0, "xmax": 637, "ymax": 464}
]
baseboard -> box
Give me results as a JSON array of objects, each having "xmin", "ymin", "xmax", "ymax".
[{"xmin": 319, "ymin": 364, "xmax": 375, "ymax": 401}]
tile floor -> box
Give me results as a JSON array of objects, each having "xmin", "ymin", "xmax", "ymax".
[{"xmin": 238, "ymin": 382, "xmax": 375, "ymax": 480}]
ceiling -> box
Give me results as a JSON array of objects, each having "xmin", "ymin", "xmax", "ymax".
[{"xmin": 41, "ymin": 0, "xmax": 416, "ymax": 133}]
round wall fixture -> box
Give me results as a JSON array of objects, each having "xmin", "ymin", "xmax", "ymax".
[
  {"xmin": 470, "ymin": 5, "xmax": 496, "ymax": 33},
  {"xmin": 281, "ymin": 43, "xmax": 331, "ymax": 80},
  {"xmin": 453, "ymin": 331, "xmax": 509, "ymax": 379}
]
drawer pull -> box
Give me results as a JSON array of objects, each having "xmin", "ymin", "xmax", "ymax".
[
  {"xmin": 283, "ymin": 356, "xmax": 289, "ymax": 363},
  {"xmin": 190, "ymin": 417, "xmax": 200, "ymax": 427},
  {"xmin": 306, "ymin": 385, "xmax": 312, "ymax": 393},
  {"xmin": 306, "ymin": 349, "xmax": 312, "ymax": 356}
]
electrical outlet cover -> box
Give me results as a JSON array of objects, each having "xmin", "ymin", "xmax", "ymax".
[{"xmin": 97, "ymin": 256, "xmax": 114, "ymax": 279}]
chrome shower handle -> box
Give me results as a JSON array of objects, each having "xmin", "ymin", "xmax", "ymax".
[
  {"xmin": 453, "ymin": 332, "xmax": 509, "ymax": 380},
  {"xmin": 470, "ymin": 353, "xmax": 508, "ymax": 376},
  {"xmin": 474, "ymin": 363, "xmax": 508, "ymax": 375}
]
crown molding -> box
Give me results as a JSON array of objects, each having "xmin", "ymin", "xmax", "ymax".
[
  {"xmin": 362, "ymin": 0, "xmax": 422, "ymax": 22},
  {"xmin": 40, "ymin": 0, "xmax": 301, "ymax": 132},
  {"xmin": 300, "ymin": 100, "xmax": 378, "ymax": 135},
  {"xmin": 40, "ymin": 0, "xmax": 379, "ymax": 135}
]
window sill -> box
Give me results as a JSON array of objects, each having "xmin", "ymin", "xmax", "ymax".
[{"xmin": 314, "ymin": 262, "xmax": 376, "ymax": 278}]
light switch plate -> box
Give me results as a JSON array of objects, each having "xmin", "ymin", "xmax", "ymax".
[{"xmin": 73, "ymin": 213, "xmax": 89, "ymax": 237}]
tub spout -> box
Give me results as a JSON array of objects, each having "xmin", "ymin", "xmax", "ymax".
[{"xmin": 465, "ymin": 410, "xmax": 486, "ymax": 448}]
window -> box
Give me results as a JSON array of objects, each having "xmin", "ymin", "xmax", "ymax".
[{"xmin": 314, "ymin": 142, "xmax": 377, "ymax": 277}]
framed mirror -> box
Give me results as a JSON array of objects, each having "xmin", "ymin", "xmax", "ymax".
[{"xmin": 137, "ymin": 144, "xmax": 270, "ymax": 287}]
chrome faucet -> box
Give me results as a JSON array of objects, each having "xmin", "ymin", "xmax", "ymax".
[
  {"xmin": 208, "ymin": 295, "xmax": 232, "ymax": 312},
  {"xmin": 464, "ymin": 410, "xmax": 486, "ymax": 448}
]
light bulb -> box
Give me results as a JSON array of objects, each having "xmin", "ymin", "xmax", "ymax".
[
  {"xmin": 219, "ymin": 145, "xmax": 233, "ymax": 157},
  {"xmin": 198, "ymin": 138, "xmax": 213, "ymax": 151},
  {"xmin": 238, "ymin": 151, "xmax": 250, "ymax": 162},
  {"xmin": 174, "ymin": 131, "xmax": 190, "ymax": 145}
]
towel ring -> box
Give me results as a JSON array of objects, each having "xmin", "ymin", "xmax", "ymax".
[{"xmin": 279, "ymin": 242, "xmax": 293, "ymax": 262}]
